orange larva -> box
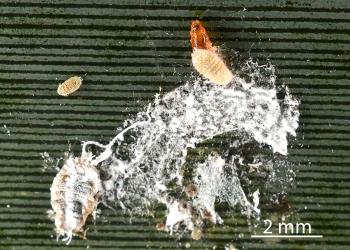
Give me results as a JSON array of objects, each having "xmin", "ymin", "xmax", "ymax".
[
  {"xmin": 57, "ymin": 76, "xmax": 82, "ymax": 96},
  {"xmin": 190, "ymin": 20, "xmax": 233, "ymax": 85},
  {"xmin": 190, "ymin": 20, "xmax": 215, "ymax": 52},
  {"xmin": 49, "ymin": 156, "xmax": 101, "ymax": 244}
]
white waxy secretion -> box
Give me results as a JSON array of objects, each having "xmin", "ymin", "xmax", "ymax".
[
  {"xmin": 191, "ymin": 49, "xmax": 233, "ymax": 85},
  {"xmin": 57, "ymin": 76, "xmax": 82, "ymax": 96}
]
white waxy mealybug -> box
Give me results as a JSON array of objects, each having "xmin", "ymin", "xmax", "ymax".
[
  {"xmin": 57, "ymin": 76, "xmax": 82, "ymax": 96},
  {"xmin": 191, "ymin": 49, "xmax": 233, "ymax": 85},
  {"xmin": 49, "ymin": 156, "xmax": 101, "ymax": 244},
  {"xmin": 48, "ymin": 110, "xmax": 151, "ymax": 244}
]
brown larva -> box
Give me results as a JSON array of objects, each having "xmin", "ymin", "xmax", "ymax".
[
  {"xmin": 191, "ymin": 48, "xmax": 233, "ymax": 85},
  {"xmin": 155, "ymin": 223, "xmax": 165, "ymax": 231},
  {"xmin": 49, "ymin": 156, "xmax": 102, "ymax": 244},
  {"xmin": 57, "ymin": 76, "xmax": 82, "ymax": 96},
  {"xmin": 185, "ymin": 183, "xmax": 198, "ymax": 198}
]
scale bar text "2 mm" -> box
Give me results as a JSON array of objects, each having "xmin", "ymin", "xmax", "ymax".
[{"xmin": 251, "ymin": 235, "xmax": 323, "ymax": 238}]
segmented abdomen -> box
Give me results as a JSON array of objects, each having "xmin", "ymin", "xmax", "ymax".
[
  {"xmin": 191, "ymin": 49, "xmax": 233, "ymax": 85},
  {"xmin": 57, "ymin": 76, "xmax": 82, "ymax": 96},
  {"xmin": 50, "ymin": 157, "xmax": 101, "ymax": 240}
]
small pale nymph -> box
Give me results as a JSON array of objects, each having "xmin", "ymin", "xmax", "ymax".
[{"xmin": 57, "ymin": 76, "xmax": 82, "ymax": 96}]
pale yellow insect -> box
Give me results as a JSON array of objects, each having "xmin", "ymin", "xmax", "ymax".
[
  {"xmin": 57, "ymin": 76, "xmax": 82, "ymax": 96},
  {"xmin": 190, "ymin": 20, "xmax": 233, "ymax": 85},
  {"xmin": 191, "ymin": 226, "xmax": 203, "ymax": 240},
  {"xmin": 191, "ymin": 48, "xmax": 233, "ymax": 85},
  {"xmin": 49, "ymin": 156, "xmax": 101, "ymax": 244}
]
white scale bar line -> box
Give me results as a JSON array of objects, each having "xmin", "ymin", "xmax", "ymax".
[{"xmin": 251, "ymin": 235, "xmax": 323, "ymax": 238}]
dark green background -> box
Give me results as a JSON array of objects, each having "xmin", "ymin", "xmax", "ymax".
[{"xmin": 0, "ymin": 0, "xmax": 349, "ymax": 249}]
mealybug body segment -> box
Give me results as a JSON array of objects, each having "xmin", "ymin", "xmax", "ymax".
[
  {"xmin": 50, "ymin": 156, "xmax": 101, "ymax": 244},
  {"xmin": 57, "ymin": 76, "xmax": 82, "ymax": 96},
  {"xmin": 190, "ymin": 20, "xmax": 233, "ymax": 85},
  {"xmin": 192, "ymin": 49, "xmax": 233, "ymax": 85}
]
